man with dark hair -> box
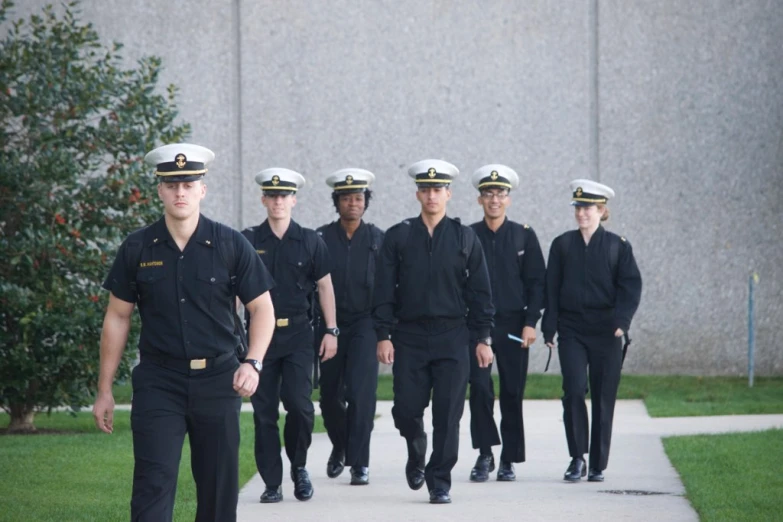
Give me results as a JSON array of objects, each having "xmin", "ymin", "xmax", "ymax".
[
  {"xmin": 466, "ymin": 164, "xmax": 546, "ymax": 483},
  {"xmin": 316, "ymin": 168, "xmax": 384, "ymax": 486},
  {"xmin": 373, "ymin": 159, "xmax": 495, "ymax": 504}
]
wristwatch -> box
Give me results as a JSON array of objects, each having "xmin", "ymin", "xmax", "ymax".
[
  {"xmin": 478, "ymin": 337, "xmax": 493, "ymax": 347},
  {"xmin": 325, "ymin": 327, "xmax": 340, "ymax": 337},
  {"xmin": 244, "ymin": 359, "xmax": 263, "ymax": 374}
]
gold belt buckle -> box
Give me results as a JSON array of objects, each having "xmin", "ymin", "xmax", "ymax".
[
  {"xmin": 190, "ymin": 359, "xmax": 207, "ymax": 370},
  {"xmin": 276, "ymin": 318, "xmax": 289, "ymax": 328}
]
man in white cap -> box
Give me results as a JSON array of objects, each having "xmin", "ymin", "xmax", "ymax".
[
  {"xmin": 242, "ymin": 168, "xmax": 338, "ymax": 503},
  {"xmin": 316, "ymin": 168, "xmax": 384, "ymax": 486},
  {"xmin": 373, "ymin": 159, "xmax": 495, "ymax": 504},
  {"xmin": 542, "ymin": 179, "xmax": 642, "ymax": 483},
  {"xmin": 466, "ymin": 164, "xmax": 546, "ymax": 483},
  {"xmin": 94, "ymin": 143, "xmax": 276, "ymax": 521}
]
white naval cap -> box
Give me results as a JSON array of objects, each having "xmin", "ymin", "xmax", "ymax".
[
  {"xmin": 407, "ymin": 159, "xmax": 459, "ymax": 187},
  {"xmin": 255, "ymin": 168, "xmax": 306, "ymax": 195},
  {"xmin": 569, "ymin": 179, "xmax": 615, "ymax": 206},
  {"xmin": 326, "ymin": 168, "xmax": 375, "ymax": 193},
  {"xmin": 471, "ymin": 164, "xmax": 520, "ymax": 191},
  {"xmin": 144, "ymin": 143, "xmax": 215, "ymax": 182}
]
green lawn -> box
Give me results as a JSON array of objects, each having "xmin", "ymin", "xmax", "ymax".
[
  {"xmin": 113, "ymin": 374, "xmax": 783, "ymax": 418},
  {"xmin": 664, "ymin": 429, "xmax": 783, "ymax": 522},
  {"xmin": 0, "ymin": 412, "xmax": 324, "ymax": 522}
]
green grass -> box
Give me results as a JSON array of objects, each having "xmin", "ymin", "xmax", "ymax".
[
  {"xmin": 664, "ymin": 429, "xmax": 783, "ymax": 521},
  {"xmin": 112, "ymin": 374, "xmax": 783, "ymax": 418},
  {"xmin": 0, "ymin": 411, "xmax": 324, "ymax": 522}
]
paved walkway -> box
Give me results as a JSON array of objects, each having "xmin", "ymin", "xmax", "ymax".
[{"xmin": 235, "ymin": 400, "xmax": 783, "ymax": 521}]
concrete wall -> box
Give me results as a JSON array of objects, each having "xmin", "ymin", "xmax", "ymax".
[{"xmin": 8, "ymin": 1, "xmax": 782, "ymax": 374}]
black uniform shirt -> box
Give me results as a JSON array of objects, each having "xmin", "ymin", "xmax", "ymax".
[
  {"xmin": 470, "ymin": 217, "xmax": 546, "ymax": 327},
  {"xmin": 103, "ymin": 214, "xmax": 275, "ymax": 359},
  {"xmin": 316, "ymin": 220, "xmax": 384, "ymax": 326},
  {"xmin": 372, "ymin": 215, "xmax": 495, "ymax": 342},
  {"xmin": 241, "ymin": 219, "xmax": 330, "ymax": 318},
  {"xmin": 541, "ymin": 225, "xmax": 642, "ymax": 342}
]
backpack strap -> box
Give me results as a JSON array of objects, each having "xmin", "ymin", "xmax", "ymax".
[{"xmin": 215, "ymin": 223, "xmax": 247, "ymax": 360}]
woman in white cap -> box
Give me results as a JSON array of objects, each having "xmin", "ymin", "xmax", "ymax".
[{"xmin": 541, "ymin": 179, "xmax": 642, "ymax": 483}]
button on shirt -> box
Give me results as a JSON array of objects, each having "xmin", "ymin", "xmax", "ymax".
[
  {"xmin": 373, "ymin": 215, "xmax": 495, "ymax": 341},
  {"xmin": 242, "ymin": 219, "xmax": 330, "ymax": 318},
  {"xmin": 541, "ymin": 226, "xmax": 642, "ymax": 341},
  {"xmin": 471, "ymin": 217, "xmax": 546, "ymax": 327},
  {"xmin": 103, "ymin": 215, "xmax": 275, "ymax": 359},
  {"xmin": 316, "ymin": 220, "xmax": 384, "ymax": 326}
]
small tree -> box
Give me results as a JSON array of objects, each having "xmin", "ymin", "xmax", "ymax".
[{"xmin": 0, "ymin": 0, "xmax": 191, "ymax": 432}]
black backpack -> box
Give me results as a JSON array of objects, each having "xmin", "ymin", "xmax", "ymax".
[
  {"xmin": 395, "ymin": 217, "xmax": 473, "ymax": 283},
  {"xmin": 126, "ymin": 221, "xmax": 248, "ymax": 360},
  {"xmin": 558, "ymin": 230, "xmax": 630, "ymax": 365}
]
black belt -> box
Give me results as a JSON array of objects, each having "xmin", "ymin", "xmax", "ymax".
[
  {"xmin": 275, "ymin": 314, "xmax": 310, "ymax": 329},
  {"xmin": 142, "ymin": 351, "xmax": 235, "ymax": 372}
]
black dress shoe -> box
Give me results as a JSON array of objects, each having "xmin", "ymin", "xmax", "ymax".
[
  {"xmin": 405, "ymin": 460, "xmax": 426, "ymax": 490},
  {"xmin": 469, "ymin": 453, "xmax": 495, "ymax": 482},
  {"xmin": 350, "ymin": 466, "xmax": 370, "ymax": 485},
  {"xmin": 587, "ymin": 468, "xmax": 604, "ymax": 482},
  {"xmin": 259, "ymin": 486, "xmax": 283, "ymax": 503},
  {"xmin": 405, "ymin": 434, "xmax": 427, "ymax": 491},
  {"xmin": 326, "ymin": 447, "xmax": 345, "ymax": 478},
  {"xmin": 496, "ymin": 460, "xmax": 516, "ymax": 482},
  {"xmin": 290, "ymin": 467, "xmax": 313, "ymax": 501},
  {"xmin": 429, "ymin": 488, "xmax": 452, "ymax": 504},
  {"xmin": 563, "ymin": 457, "xmax": 587, "ymax": 482}
]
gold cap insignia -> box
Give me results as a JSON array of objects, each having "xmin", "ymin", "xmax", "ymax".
[
  {"xmin": 576, "ymin": 187, "xmax": 583, "ymax": 197},
  {"xmin": 427, "ymin": 167, "xmax": 436, "ymax": 178},
  {"xmin": 175, "ymin": 154, "xmax": 187, "ymax": 169},
  {"xmin": 490, "ymin": 170, "xmax": 499, "ymax": 180},
  {"xmin": 346, "ymin": 175, "xmax": 354, "ymax": 185},
  {"xmin": 271, "ymin": 175, "xmax": 280, "ymax": 186}
]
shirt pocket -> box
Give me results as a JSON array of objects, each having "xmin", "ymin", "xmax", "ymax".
[
  {"xmin": 135, "ymin": 268, "xmax": 167, "ymax": 314},
  {"xmin": 285, "ymin": 251, "xmax": 312, "ymax": 292},
  {"xmin": 196, "ymin": 261, "xmax": 232, "ymax": 320}
]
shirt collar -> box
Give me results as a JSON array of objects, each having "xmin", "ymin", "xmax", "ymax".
[
  {"xmin": 147, "ymin": 214, "xmax": 214, "ymax": 248},
  {"xmin": 258, "ymin": 218, "xmax": 303, "ymax": 241}
]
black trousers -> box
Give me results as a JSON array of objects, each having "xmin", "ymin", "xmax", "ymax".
[
  {"xmin": 319, "ymin": 316, "xmax": 378, "ymax": 467},
  {"xmin": 250, "ymin": 324, "xmax": 315, "ymax": 487},
  {"xmin": 392, "ymin": 322, "xmax": 469, "ymax": 493},
  {"xmin": 558, "ymin": 333, "xmax": 623, "ymax": 471},
  {"xmin": 468, "ymin": 316, "xmax": 529, "ymax": 463},
  {"xmin": 130, "ymin": 356, "xmax": 241, "ymax": 522}
]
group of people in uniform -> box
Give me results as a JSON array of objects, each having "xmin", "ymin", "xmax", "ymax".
[{"xmin": 92, "ymin": 142, "xmax": 642, "ymax": 521}]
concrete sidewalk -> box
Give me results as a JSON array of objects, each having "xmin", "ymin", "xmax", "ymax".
[{"xmin": 236, "ymin": 400, "xmax": 783, "ymax": 521}]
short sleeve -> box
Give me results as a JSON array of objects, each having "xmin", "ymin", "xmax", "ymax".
[
  {"xmin": 311, "ymin": 233, "xmax": 331, "ymax": 281},
  {"xmin": 102, "ymin": 239, "xmax": 137, "ymax": 304},
  {"xmin": 233, "ymin": 230, "xmax": 276, "ymax": 304}
]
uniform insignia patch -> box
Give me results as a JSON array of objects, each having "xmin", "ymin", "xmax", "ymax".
[
  {"xmin": 140, "ymin": 260, "xmax": 163, "ymax": 268},
  {"xmin": 271, "ymin": 175, "xmax": 280, "ymax": 186},
  {"xmin": 575, "ymin": 187, "xmax": 583, "ymax": 197},
  {"xmin": 345, "ymin": 175, "xmax": 354, "ymax": 185},
  {"xmin": 427, "ymin": 168, "xmax": 436, "ymax": 178},
  {"xmin": 175, "ymin": 153, "xmax": 187, "ymax": 169},
  {"xmin": 490, "ymin": 170, "xmax": 499, "ymax": 180}
]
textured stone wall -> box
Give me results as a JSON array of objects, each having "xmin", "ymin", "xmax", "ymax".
[{"xmin": 8, "ymin": 1, "xmax": 781, "ymax": 374}]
